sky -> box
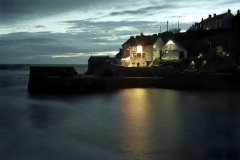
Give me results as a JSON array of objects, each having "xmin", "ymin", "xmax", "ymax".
[{"xmin": 0, "ymin": 0, "xmax": 239, "ymax": 64}]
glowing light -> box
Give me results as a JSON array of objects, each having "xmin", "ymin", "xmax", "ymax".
[
  {"xmin": 168, "ymin": 40, "xmax": 174, "ymax": 45},
  {"xmin": 191, "ymin": 61, "xmax": 195, "ymax": 67},
  {"xmin": 198, "ymin": 53, "xmax": 203, "ymax": 58},
  {"xmin": 202, "ymin": 60, "xmax": 207, "ymax": 66},
  {"xmin": 122, "ymin": 57, "xmax": 130, "ymax": 61},
  {"xmin": 137, "ymin": 46, "xmax": 143, "ymax": 53}
]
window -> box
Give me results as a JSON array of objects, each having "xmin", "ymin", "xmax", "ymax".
[
  {"xmin": 142, "ymin": 53, "xmax": 146, "ymax": 59},
  {"xmin": 137, "ymin": 46, "xmax": 142, "ymax": 53},
  {"xmin": 133, "ymin": 52, "xmax": 137, "ymax": 58},
  {"xmin": 133, "ymin": 46, "xmax": 137, "ymax": 51},
  {"xmin": 143, "ymin": 46, "xmax": 146, "ymax": 50},
  {"xmin": 137, "ymin": 53, "xmax": 141, "ymax": 58}
]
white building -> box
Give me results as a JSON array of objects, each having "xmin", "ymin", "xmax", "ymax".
[
  {"xmin": 162, "ymin": 40, "xmax": 187, "ymax": 60},
  {"xmin": 121, "ymin": 33, "xmax": 165, "ymax": 67}
]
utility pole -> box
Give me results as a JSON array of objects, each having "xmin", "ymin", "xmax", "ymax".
[
  {"xmin": 178, "ymin": 21, "xmax": 179, "ymax": 30},
  {"xmin": 159, "ymin": 25, "xmax": 161, "ymax": 33},
  {"xmin": 167, "ymin": 21, "xmax": 169, "ymax": 32}
]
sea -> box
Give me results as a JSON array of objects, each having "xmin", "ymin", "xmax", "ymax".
[{"xmin": 0, "ymin": 64, "xmax": 240, "ymax": 160}]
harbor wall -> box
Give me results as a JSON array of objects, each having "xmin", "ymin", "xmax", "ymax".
[{"xmin": 28, "ymin": 67, "xmax": 240, "ymax": 92}]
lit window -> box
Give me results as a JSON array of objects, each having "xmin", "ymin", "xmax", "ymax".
[{"xmin": 137, "ymin": 46, "xmax": 142, "ymax": 53}]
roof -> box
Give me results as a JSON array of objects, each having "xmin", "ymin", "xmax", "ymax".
[
  {"xmin": 123, "ymin": 33, "xmax": 160, "ymax": 46},
  {"xmin": 202, "ymin": 11, "xmax": 233, "ymax": 22},
  {"xmin": 211, "ymin": 13, "xmax": 230, "ymax": 20}
]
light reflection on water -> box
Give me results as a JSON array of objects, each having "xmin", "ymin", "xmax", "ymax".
[
  {"xmin": 119, "ymin": 89, "xmax": 152, "ymax": 158},
  {"xmin": 1, "ymin": 67, "xmax": 240, "ymax": 160}
]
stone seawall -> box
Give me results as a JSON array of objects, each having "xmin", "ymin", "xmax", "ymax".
[
  {"xmin": 28, "ymin": 74, "xmax": 240, "ymax": 93},
  {"xmin": 102, "ymin": 64, "xmax": 181, "ymax": 77},
  {"xmin": 28, "ymin": 77, "xmax": 165, "ymax": 92},
  {"xmin": 28, "ymin": 66, "xmax": 240, "ymax": 93}
]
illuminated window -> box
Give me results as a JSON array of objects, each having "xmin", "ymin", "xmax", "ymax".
[
  {"xmin": 133, "ymin": 47, "xmax": 137, "ymax": 51},
  {"xmin": 137, "ymin": 46, "xmax": 142, "ymax": 53}
]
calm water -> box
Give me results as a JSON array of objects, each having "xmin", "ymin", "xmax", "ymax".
[{"xmin": 0, "ymin": 64, "xmax": 240, "ymax": 160}]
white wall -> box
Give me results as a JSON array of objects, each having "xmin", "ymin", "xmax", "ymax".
[
  {"xmin": 153, "ymin": 37, "xmax": 165, "ymax": 60},
  {"xmin": 162, "ymin": 40, "xmax": 187, "ymax": 60}
]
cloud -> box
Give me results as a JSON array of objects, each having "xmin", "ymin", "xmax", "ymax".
[
  {"xmin": 0, "ymin": 0, "xmax": 129, "ymax": 24},
  {"xmin": 0, "ymin": 18, "xmax": 194, "ymax": 63},
  {"xmin": 109, "ymin": 4, "xmax": 175, "ymax": 16},
  {"xmin": 34, "ymin": 25, "xmax": 45, "ymax": 29},
  {"xmin": 0, "ymin": 29, "xmax": 122, "ymax": 63},
  {"xmin": 51, "ymin": 53, "xmax": 85, "ymax": 58},
  {"xmin": 1, "ymin": 0, "xmax": 238, "ymax": 64}
]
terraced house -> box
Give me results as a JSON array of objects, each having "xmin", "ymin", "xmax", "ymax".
[{"xmin": 189, "ymin": 9, "xmax": 237, "ymax": 30}]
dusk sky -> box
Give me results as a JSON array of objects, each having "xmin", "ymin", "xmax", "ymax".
[{"xmin": 0, "ymin": 0, "xmax": 239, "ymax": 64}]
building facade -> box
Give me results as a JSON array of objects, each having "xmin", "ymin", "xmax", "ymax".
[
  {"xmin": 121, "ymin": 33, "xmax": 165, "ymax": 67},
  {"xmin": 162, "ymin": 40, "xmax": 187, "ymax": 60},
  {"xmin": 121, "ymin": 33, "xmax": 187, "ymax": 67},
  {"xmin": 189, "ymin": 9, "xmax": 236, "ymax": 31}
]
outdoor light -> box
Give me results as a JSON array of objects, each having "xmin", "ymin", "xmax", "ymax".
[
  {"xmin": 168, "ymin": 40, "xmax": 174, "ymax": 51},
  {"xmin": 168, "ymin": 40, "xmax": 174, "ymax": 45},
  {"xmin": 137, "ymin": 46, "xmax": 143, "ymax": 53}
]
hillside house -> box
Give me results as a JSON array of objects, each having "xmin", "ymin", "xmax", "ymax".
[
  {"xmin": 189, "ymin": 9, "xmax": 235, "ymax": 31},
  {"xmin": 233, "ymin": 9, "xmax": 240, "ymax": 28},
  {"xmin": 121, "ymin": 33, "xmax": 165, "ymax": 67},
  {"xmin": 162, "ymin": 40, "xmax": 187, "ymax": 60}
]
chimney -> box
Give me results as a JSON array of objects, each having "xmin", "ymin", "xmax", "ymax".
[
  {"xmin": 214, "ymin": 13, "xmax": 216, "ymax": 17},
  {"xmin": 202, "ymin": 18, "xmax": 203, "ymax": 21},
  {"xmin": 228, "ymin": 9, "xmax": 231, "ymax": 13},
  {"xmin": 209, "ymin": 14, "xmax": 212, "ymax": 18},
  {"xmin": 237, "ymin": 9, "xmax": 240, "ymax": 15}
]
